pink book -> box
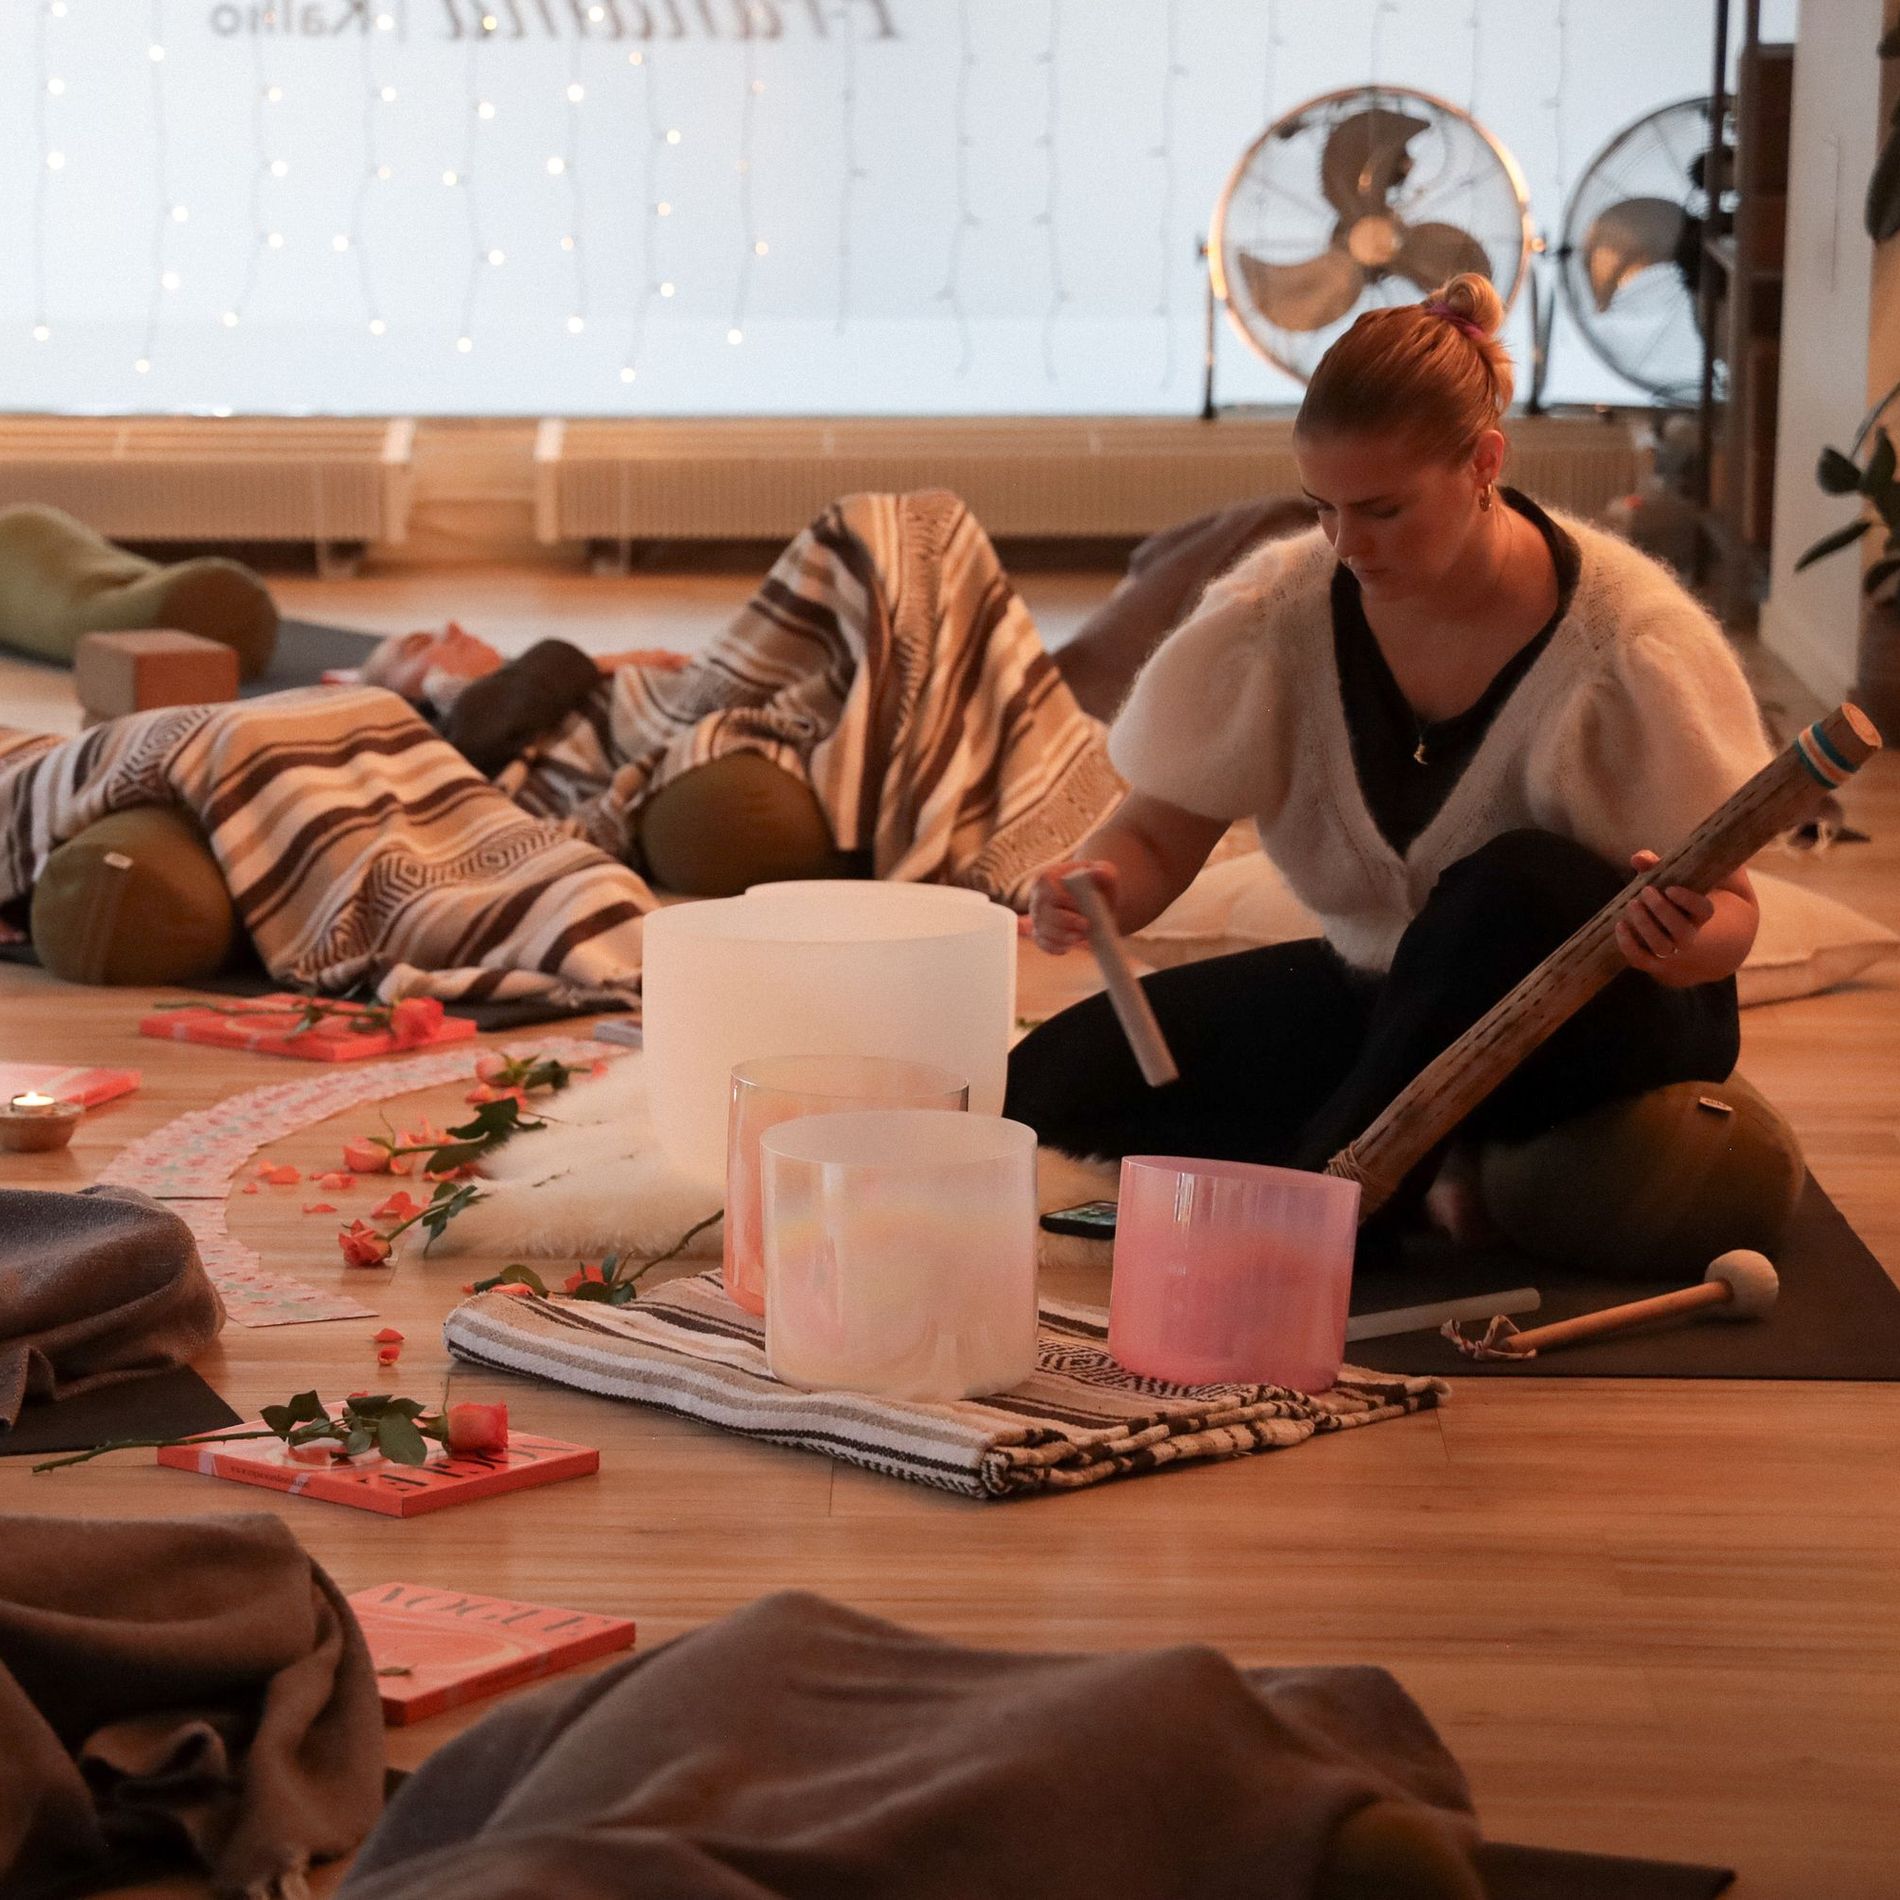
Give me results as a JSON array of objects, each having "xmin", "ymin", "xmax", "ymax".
[
  {"xmin": 0, "ymin": 1063, "xmax": 140, "ymax": 1108},
  {"xmin": 155, "ymin": 1426, "xmax": 598, "ymax": 1517},
  {"xmin": 349, "ymin": 1583, "xmax": 638, "ymax": 1725},
  {"xmin": 139, "ymin": 996, "xmax": 476, "ymax": 1061}
]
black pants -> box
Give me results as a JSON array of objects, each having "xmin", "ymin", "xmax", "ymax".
[{"xmin": 1004, "ymin": 830, "xmax": 1740, "ymax": 1179}]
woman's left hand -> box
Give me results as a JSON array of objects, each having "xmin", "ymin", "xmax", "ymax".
[{"xmin": 1615, "ymin": 849, "xmax": 1717, "ymax": 979}]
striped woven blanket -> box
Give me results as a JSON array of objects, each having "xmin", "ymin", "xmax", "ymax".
[
  {"xmin": 0, "ymin": 493, "xmax": 1117, "ymax": 1005},
  {"xmin": 442, "ymin": 1273, "xmax": 1446, "ymax": 1500}
]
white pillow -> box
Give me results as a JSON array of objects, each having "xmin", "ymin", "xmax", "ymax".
[
  {"xmin": 1130, "ymin": 852, "xmax": 1899, "ymax": 1008},
  {"xmin": 1739, "ymin": 870, "xmax": 1900, "ymax": 1006}
]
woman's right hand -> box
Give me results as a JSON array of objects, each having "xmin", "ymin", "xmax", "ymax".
[{"xmin": 1025, "ymin": 859, "xmax": 1121, "ymax": 955}]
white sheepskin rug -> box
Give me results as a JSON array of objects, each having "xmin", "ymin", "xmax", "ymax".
[{"xmin": 402, "ymin": 1050, "xmax": 1117, "ymax": 1272}]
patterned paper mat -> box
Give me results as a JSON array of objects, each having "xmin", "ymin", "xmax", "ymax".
[{"xmin": 100, "ymin": 1038, "xmax": 619, "ymax": 1327}]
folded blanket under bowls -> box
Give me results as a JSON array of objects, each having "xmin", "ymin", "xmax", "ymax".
[{"xmin": 441, "ymin": 1273, "xmax": 1444, "ymax": 1501}]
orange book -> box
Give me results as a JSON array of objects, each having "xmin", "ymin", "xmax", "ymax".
[
  {"xmin": 349, "ymin": 1583, "xmax": 638, "ymax": 1725},
  {"xmin": 155, "ymin": 1427, "xmax": 598, "ymax": 1516},
  {"xmin": 139, "ymin": 996, "xmax": 476, "ymax": 1061},
  {"xmin": 0, "ymin": 1063, "xmax": 140, "ymax": 1108}
]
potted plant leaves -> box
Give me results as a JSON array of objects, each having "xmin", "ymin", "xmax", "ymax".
[{"xmin": 1798, "ymin": 377, "xmax": 1900, "ymax": 740}]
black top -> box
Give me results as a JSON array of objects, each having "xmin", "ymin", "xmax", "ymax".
[
  {"xmin": 434, "ymin": 638, "xmax": 603, "ymax": 777},
  {"xmin": 1332, "ymin": 488, "xmax": 1581, "ymax": 855}
]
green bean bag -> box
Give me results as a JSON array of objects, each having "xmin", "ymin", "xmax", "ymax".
[
  {"xmin": 1478, "ymin": 1073, "xmax": 1804, "ymax": 1282},
  {"xmin": 635, "ymin": 751, "xmax": 861, "ymax": 897},
  {"xmin": 0, "ymin": 504, "xmax": 277, "ymax": 681},
  {"xmin": 30, "ymin": 806, "xmax": 240, "ymax": 986}
]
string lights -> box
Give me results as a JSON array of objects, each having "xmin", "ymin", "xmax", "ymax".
[
  {"xmin": 835, "ymin": 0, "xmax": 861, "ymax": 335},
  {"xmin": 618, "ymin": 45, "xmax": 669, "ymax": 388},
  {"xmin": 728, "ymin": 30, "xmax": 761, "ymax": 351},
  {"xmin": 935, "ymin": 0, "xmax": 976, "ymax": 376},
  {"xmin": 1154, "ymin": 0, "xmax": 1182, "ymax": 388},
  {"xmin": 135, "ymin": 0, "xmax": 173, "ymax": 376},
  {"xmin": 451, "ymin": 18, "xmax": 495, "ymax": 355},
  {"xmin": 1037, "ymin": 0, "xmax": 1064, "ymax": 383},
  {"xmin": 558, "ymin": 33, "xmax": 589, "ymax": 341},
  {"xmin": 29, "ymin": 0, "xmax": 56, "ymax": 345},
  {"xmin": 1546, "ymin": 0, "xmax": 1572, "ymax": 208},
  {"xmin": 349, "ymin": 1, "xmax": 396, "ymax": 336}
]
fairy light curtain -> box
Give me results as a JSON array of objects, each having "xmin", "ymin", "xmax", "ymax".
[{"xmin": 0, "ymin": 0, "xmax": 1784, "ymax": 416}]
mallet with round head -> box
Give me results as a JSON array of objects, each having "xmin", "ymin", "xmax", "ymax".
[{"xmin": 1446, "ymin": 1250, "xmax": 1778, "ymax": 1360}]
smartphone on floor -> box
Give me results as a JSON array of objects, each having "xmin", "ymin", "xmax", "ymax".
[{"xmin": 1039, "ymin": 1199, "xmax": 1118, "ymax": 1239}]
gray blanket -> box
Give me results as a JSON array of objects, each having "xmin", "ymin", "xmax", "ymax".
[
  {"xmin": 0, "ymin": 1186, "xmax": 224, "ymax": 1429},
  {"xmin": 339, "ymin": 1591, "xmax": 1479, "ymax": 1900},
  {"xmin": 0, "ymin": 1512, "xmax": 383, "ymax": 1900}
]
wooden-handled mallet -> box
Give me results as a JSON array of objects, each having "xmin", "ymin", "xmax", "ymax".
[
  {"xmin": 1326, "ymin": 705, "xmax": 1882, "ymax": 1220},
  {"xmin": 1445, "ymin": 1249, "xmax": 1779, "ymax": 1360},
  {"xmin": 1062, "ymin": 871, "xmax": 1179, "ymax": 1088}
]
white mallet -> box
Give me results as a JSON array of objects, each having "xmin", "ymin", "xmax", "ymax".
[
  {"xmin": 1061, "ymin": 870, "xmax": 1179, "ymax": 1088},
  {"xmin": 1447, "ymin": 1250, "xmax": 1779, "ymax": 1360}
]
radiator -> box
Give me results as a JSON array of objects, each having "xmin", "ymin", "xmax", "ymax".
[
  {"xmin": 0, "ymin": 418, "xmax": 416, "ymax": 545},
  {"xmin": 535, "ymin": 413, "xmax": 1642, "ymax": 543}
]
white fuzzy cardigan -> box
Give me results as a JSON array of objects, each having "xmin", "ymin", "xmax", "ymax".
[{"xmin": 1108, "ymin": 511, "xmax": 1773, "ymax": 973}]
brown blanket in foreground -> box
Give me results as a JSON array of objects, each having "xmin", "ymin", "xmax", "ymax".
[
  {"xmin": 0, "ymin": 1186, "xmax": 223, "ymax": 1429},
  {"xmin": 0, "ymin": 1513, "xmax": 383, "ymax": 1900},
  {"xmin": 339, "ymin": 1591, "xmax": 1478, "ymax": 1900}
]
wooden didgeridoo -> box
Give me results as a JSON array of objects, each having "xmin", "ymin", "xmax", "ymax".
[{"xmin": 1324, "ymin": 704, "xmax": 1882, "ymax": 1221}]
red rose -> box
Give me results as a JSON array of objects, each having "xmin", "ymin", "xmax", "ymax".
[
  {"xmin": 372, "ymin": 1190, "xmax": 424, "ymax": 1222},
  {"xmin": 443, "ymin": 1401, "xmax": 509, "ymax": 1455},
  {"xmin": 338, "ymin": 1220, "xmax": 393, "ymax": 1269},
  {"xmin": 389, "ymin": 996, "xmax": 446, "ymax": 1046},
  {"xmin": 342, "ymin": 1139, "xmax": 389, "ymax": 1174},
  {"xmin": 474, "ymin": 1052, "xmax": 513, "ymax": 1085}
]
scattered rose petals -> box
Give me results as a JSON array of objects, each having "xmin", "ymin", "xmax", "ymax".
[
  {"xmin": 302, "ymin": 1202, "xmax": 337, "ymax": 1215},
  {"xmin": 338, "ymin": 1220, "xmax": 392, "ymax": 1269},
  {"xmin": 241, "ymin": 1183, "xmax": 259, "ymax": 1195},
  {"xmin": 443, "ymin": 1400, "xmax": 509, "ymax": 1454},
  {"xmin": 389, "ymin": 995, "xmax": 447, "ymax": 1047},
  {"xmin": 316, "ymin": 1171, "xmax": 354, "ymax": 1191},
  {"xmin": 374, "ymin": 1327, "xmax": 405, "ymax": 1344},
  {"xmin": 492, "ymin": 1282, "xmax": 535, "ymax": 1298},
  {"xmin": 342, "ymin": 1139, "xmax": 389, "ymax": 1174},
  {"xmin": 376, "ymin": 1346, "xmax": 401, "ymax": 1367},
  {"xmin": 371, "ymin": 1190, "xmax": 424, "ymax": 1222},
  {"xmin": 256, "ymin": 1164, "xmax": 301, "ymax": 1186}
]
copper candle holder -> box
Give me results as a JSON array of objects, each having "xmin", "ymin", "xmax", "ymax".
[{"xmin": 1, "ymin": 1093, "xmax": 84, "ymax": 1153}]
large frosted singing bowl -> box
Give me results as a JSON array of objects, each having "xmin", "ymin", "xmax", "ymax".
[
  {"xmin": 1108, "ymin": 1155, "xmax": 1360, "ymax": 1392},
  {"xmin": 643, "ymin": 882, "xmax": 1016, "ymax": 1184},
  {"xmin": 761, "ymin": 1108, "xmax": 1039, "ymax": 1402}
]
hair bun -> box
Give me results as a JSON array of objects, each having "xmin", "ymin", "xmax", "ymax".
[{"xmin": 1430, "ymin": 273, "xmax": 1505, "ymax": 339}]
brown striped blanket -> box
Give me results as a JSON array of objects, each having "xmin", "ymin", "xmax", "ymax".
[
  {"xmin": 442, "ymin": 1273, "xmax": 1446, "ymax": 1500},
  {"xmin": 0, "ymin": 492, "xmax": 1118, "ymax": 1006}
]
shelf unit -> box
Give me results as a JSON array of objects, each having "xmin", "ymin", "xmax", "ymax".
[{"xmin": 1693, "ymin": 0, "xmax": 1794, "ymax": 621}]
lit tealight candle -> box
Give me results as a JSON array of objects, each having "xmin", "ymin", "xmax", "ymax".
[
  {"xmin": 9, "ymin": 1091, "xmax": 58, "ymax": 1115},
  {"xmin": 1, "ymin": 1091, "xmax": 82, "ymax": 1152}
]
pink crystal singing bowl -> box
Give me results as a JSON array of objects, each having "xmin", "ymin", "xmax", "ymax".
[{"xmin": 1106, "ymin": 1156, "xmax": 1360, "ymax": 1392}]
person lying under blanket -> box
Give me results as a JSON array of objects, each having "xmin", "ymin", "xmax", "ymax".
[
  {"xmin": 1004, "ymin": 272, "xmax": 1776, "ymax": 1241},
  {"xmin": 0, "ymin": 490, "xmax": 1122, "ymax": 1002}
]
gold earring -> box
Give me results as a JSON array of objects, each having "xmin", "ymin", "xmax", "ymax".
[{"xmin": 1478, "ymin": 484, "xmax": 1494, "ymax": 513}]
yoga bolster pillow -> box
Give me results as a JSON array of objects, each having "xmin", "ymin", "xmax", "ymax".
[
  {"xmin": 636, "ymin": 751, "xmax": 860, "ymax": 897},
  {"xmin": 1478, "ymin": 1073, "xmax": 1804, "ymax": 1282},
  {"xmin": 31, "ymin": 806, "xmax": 240, "ymax": 986},
  {"xmin": 0, "ymin": 504, "xmax": 278, "ymax": 680}
]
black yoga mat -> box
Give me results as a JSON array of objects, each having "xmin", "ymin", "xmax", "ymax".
[
  {"xmin": 0, "ymin": 1364, "xmax": 240, "ymax": 1458},
  {"xmin": 240, "ymin": 615, "xmax": 382, "ymax": 696},
  {"xmin": 1347, "ymin": 1173, "xmax": 1900, "ymax": 1381},
  {"xmin": 1478, "ymin": 1841, "xmax": 1731, "ymax": 1899}
]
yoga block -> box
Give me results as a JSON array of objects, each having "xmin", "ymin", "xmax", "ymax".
[{"xmin": 75, "ymin": 629, "xmax": 239, "ymax": 722}]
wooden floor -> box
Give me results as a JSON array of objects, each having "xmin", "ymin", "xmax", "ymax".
[{"xmin": 2, "ymin": 565, "xmax": 1897, "ymax": 1897}]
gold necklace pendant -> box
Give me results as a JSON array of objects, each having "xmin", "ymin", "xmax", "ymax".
[{"xmin": 1413, "ymin": 737, "xmax": 1429, "ymax": 766}]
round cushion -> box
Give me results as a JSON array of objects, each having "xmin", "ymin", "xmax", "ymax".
[
  {"xmin": 1478, "ymin": 1075, "xmax": 1804, "ymax": 1282},
  {"xmin": 31, "ymin": 807, "xmax": 239, "ymax": 986},
  {"xmin": 635, "ymin": 751, "xmax": 858, "ymax": 898}
]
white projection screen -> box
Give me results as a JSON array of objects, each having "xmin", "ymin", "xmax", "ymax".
[{"xmin": 0, "ymin": 0, "xmax": 1782, "ymax": 417}]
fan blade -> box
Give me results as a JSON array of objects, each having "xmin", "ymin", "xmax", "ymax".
[
  {"xmin": 1318, "ymin": 106, "xmax": 1432, "ymax": 221},
  {"xmin": 1581, "ymin": 196, "xmax": 1690, "ymax": 310},
  {"xmin": 1235, "ymin": 247, "xmax": 1368, "ymax": 334},
  {"xmin": 1388, "ymin": 222, "xmax": 1494, "ymax": 295}
]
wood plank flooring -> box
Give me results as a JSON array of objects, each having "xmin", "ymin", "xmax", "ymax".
[{"xmin": 1, "ymin": 566, "xmax": 1896, "ymax": 1897}]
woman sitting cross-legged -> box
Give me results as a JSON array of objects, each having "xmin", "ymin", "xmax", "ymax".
[{"xmin": 1004, "ymin": 273, "xmax": 1772, "ymax": 1223}]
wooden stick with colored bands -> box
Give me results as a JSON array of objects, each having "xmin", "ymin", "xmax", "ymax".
[
  {"xmin": 1061, "ymin": 871, "xmax": 1180, "ymax": 1088},
  {"xmin": 1325, "ymin": 704, "xmax": 1882, "ymax": 1221}
]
